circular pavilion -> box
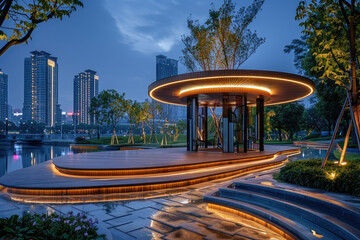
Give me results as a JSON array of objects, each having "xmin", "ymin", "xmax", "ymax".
[{"xmin": 149, "ymin": 69, "xmax": 314, "ymax": 153}]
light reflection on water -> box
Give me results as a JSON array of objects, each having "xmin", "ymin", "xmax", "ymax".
[
  {"xmin": 0, "ymin": 144, "xmax": 82, "ymax": 177},
  {"xmin": 288, "ymin": 147, "xmax": 335, "ymax": 162},
  {"xmin": 0, "ymin": 144, "xmax": 332, "ymax": 177}
]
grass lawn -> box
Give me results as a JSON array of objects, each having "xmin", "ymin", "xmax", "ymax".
[{"xmin": 264, "ymin": 140, "xmax": 294, "ymax": 144}]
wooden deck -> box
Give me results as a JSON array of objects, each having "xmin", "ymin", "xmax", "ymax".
[{"xmin": 0, "ymin": 146, "xmax": 300, "ymax": 202}]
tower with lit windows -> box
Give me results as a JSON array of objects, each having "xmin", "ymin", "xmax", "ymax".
[
  {"xmin": 73, "ymin": 69, "xmax": 99, "ymax": 125},
  {"xmin": 0, "ymin": 69, "xmax": 8, "ymax": 122},
  {"xmin": 23, "ymin": 51, "xmax": 60, "ymax": 127}
]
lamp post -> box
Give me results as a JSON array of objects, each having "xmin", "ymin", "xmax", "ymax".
[{"xmin": 5, "ymin": 117, "xmax": 8, "ymax": 136}]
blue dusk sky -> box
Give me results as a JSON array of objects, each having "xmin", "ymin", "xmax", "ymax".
[{"xmin": 1, "ymin": 0, "xmax": 304, "ymax": 112}]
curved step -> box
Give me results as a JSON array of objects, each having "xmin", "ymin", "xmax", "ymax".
[
  {"xmin": 219, "ymin": 187, "xmax": 360, "ymax": 240},
  {"xmin": 204, "ymin": 194, "xmax": 314, "ymax": 240},
  {"xmin": 233, "ymin": 182, "xmax": 360, "ymax": 227}
]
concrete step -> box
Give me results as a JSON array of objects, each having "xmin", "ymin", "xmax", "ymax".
[
  {"xmin": 233, "ymin": 182, "xmax": 360, "ymax": 227},
  {"xmin": 218, "ymin": 187, "xmax": 360, "ymax": 240},
  {"xmin": 204, "ymin": 194, "xmax": 315, "ymax": 240}
]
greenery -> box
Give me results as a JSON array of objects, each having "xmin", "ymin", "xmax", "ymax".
[
  {"xmin": 181, "ymin": 0, "xmax": 265, "ymax": 71},
  {"xmin": 338, "ymin": 139, "xmax": 359, "ymax": 149},
  {"xmin": 264, "ymin": 140, "xmax": 293, "ymax": 144},
  {"xmin": 76, "ymin": 134, "xmax": 187, "ymax": 146},
  {"xmin": 266, "ymin": 102, "xmax": 305, "ymax": 141},
  {"xmin": 333, "ymin": 149, "xmax": 360, "ymax": 162},
  {"xmin": 0, "ymin": 212, "xmax": 105, "ymax": 240},
  {"xmin": 286, "ymin": 0, "xmax": 360, "ymax": 149},
  {"xmin": 0, "ymin": 0, "xmax": 83, "ymax": 56},
  {"xmin": 275, "ymin": 159, "xmax": 360, "ymax": 197}
]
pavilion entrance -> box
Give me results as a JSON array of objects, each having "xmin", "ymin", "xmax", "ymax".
[{"xmin": 187, "ymin": 95, "xmax": 264, "ymax": 153}]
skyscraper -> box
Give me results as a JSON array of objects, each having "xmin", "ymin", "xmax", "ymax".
[
  {"xmin": 155, "ymin": 55, "xmax": 185, "ymax": 122},
  {"xmin": 156, "ymin": 55, "xmax": 178, "ymax": 81},
  {"xmin": 0, "ymin": 69, "xmax": 8, "ymax": 122},
  {"xmin": 23, "ymin": 51, "xmax": 60, "ymax": 127},
  {"xmin": 73, "ymin": 69, "xmax": 99, "ymax": 125}
]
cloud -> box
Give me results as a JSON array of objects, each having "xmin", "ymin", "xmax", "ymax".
[{"xmin": 104, "ymin": 0, "xmax": 191, "ymax": 54}]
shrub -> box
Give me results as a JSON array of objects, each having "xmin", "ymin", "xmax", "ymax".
[
  {"xmin": 0, "ymin": 212, "xmax": 106, "ymax": 240},
  {"xmin": 276, "ymin": 159, "xmax": 360, "ymax": 197}
]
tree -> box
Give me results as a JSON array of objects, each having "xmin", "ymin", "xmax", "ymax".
[
  {"xmin": 168, "ymin": 120, "xmax": 186, "ymax": 142},
  {"xmin": 266, "ymin": 102, "xmax": 305, "ymax": 141},
  {"xmin": 148, "ymin": 101, "xmax": 162, "ymax": 144},
  {"xmin": 19, "ymin": 120, "xmax": 45, "ymax": 134},
  {"xmin": 139, "ymin": 101, "xmax": 151, "ymax": 144},
  {"xmin": 91, "ymin": 90, "xmax": 126, "ymax": 145},
  {"xmin": 284, "ymin": 35, "xmax": 346, "ymax": 137},
  {"xmin": 181, "ymin": 0, "xmax": 265, "ymax": 71},
  {"xmin": 89, "ymin": 96, "xmax": 102, "ymax": 139},
  {"xmin": 126, "ymin": 100, "xmax": 141, "ymax": 144},
  {"xmin": 0, "ymin": 0, "xmax": 83, "ymax": 56},
  {"xmin": 303, "ymin": 106, "xmax": 326, "ymax": 134},
  {"xmin": 295, "ymin": 1, "xmax": 360, "ymax": 166}
]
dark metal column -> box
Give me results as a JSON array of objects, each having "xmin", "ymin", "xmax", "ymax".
[
  {"xmin": 190, "ymin": 97, "xmax": 198, "ymax": 152},
  {"xmin": 223, "ymin": 96, "xmax": 229, "ymax": 153},
  {"xmin": 235, "ymin": 96, "xmax": 242, "ymax": 153},
  {"xmin": 204, "ymin": 106, "xmax": 208, "ymax": 148},
  {"xmin": 256, "ymin": 98, "xmax": 264, "ymax": 151},
  {"xmin": 243, "ymin": 96, "xmax": 248, "ymax": 153},
  {"xmin": 186, "ymin": 99, "xmax": 191, "ymax": 151}
]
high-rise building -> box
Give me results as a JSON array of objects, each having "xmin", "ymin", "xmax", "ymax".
[
  {"xmin": 0, "ymin": 69, "xmax": 8, "ymax": 122},
  {"xmin": 73, "ymin": 69, "xmax": 99, "ymax": 125},
  {"xmin": 155, "ymin": 55, "xmax": 185, "ymax": 122},
  {"xmin": 23, "ymin": 51, "xmax": 60, "ymax": 127},
  {"xmin": 156, "ymin": 55, "xmax": 178, "ymax": 81}
]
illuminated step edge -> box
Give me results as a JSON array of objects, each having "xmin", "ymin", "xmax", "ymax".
[
  {"xmin": 3, "ymin": 157, "xmax": 286, "ymax": 197},
  {"xmin": 206, "ymin": 203, "xmax": 298, "ymax": 240},
  {"xmin": 54, "ymin": 148, "xmax": 301, "ymax": 177}
]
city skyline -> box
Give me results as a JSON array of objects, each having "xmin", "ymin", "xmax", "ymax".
[{"xmin": 1, "ymin": 1, "xmax": 304, "ymax": 112}]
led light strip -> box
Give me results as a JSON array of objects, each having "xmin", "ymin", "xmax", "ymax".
[
  {"xmin": 149, "ymin": 75, "xmax": 314, "ymax": 106},
  {"xmin": 179, "ymin": 85, "xmax": 272, "ymax": 95}
]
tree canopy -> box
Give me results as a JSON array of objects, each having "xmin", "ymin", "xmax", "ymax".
[
  {"xmin": 0, "ymin": 0, "xmax": 83, "ymax": 56},
  {"xmin": 181, "ymin": 0, "xmax": 265, "ymax": 71}
]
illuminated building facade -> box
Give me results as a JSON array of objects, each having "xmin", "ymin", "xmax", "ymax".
[
  {"xmin": 73, "ymin": 69, "xmax": 99, "ymax": 125},
  {"xmin": 149, "ymin": 70, "xmax": 315, "ymax": 153},
  {"xmin": 0, "ymin": 69, "xmax": 8, "ymax": 122},
  {"xmin": 156, "ymin": 55, "xmax": 186, "ymax": 122},
  {"xmin": 23, "ymin": 51, "xmax": 60, "ymax": 127}
]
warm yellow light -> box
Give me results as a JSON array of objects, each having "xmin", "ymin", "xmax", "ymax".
[
  {"xmin": 327, "ymin": 171, "xmax": 337, "ymax": 180},
  {"xmin": 149, "ymin": 75, "xmax": 315, "ymax": 106},
  {"xmin": 340, "ymin": 162, "xmax": 347, "ymax": 166},
  {"xmin": 179, "ymin": 85, "xmax": 271, "ymax": 95}
]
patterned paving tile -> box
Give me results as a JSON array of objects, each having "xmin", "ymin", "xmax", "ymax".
[
  {"xmin": 0, "ymin": 203, "xmax": 19, "ymax": 212},
  {"xmin": 163, "ymin": 228, "xmax": 205, "ymax": 240},
  {"xmin": 108, "ymin": 228, "xmax": 136, "ymax": 240},
  {"xmin": 115, "ymin": 221, "xmax": 145, "ymax": 233},
  {"xmin": 104, "ymin": 214, "xmax": 140, "ymax": 227},
  {"xmin": 129, "ymin": 227, "xmax": 164, "ymax": 239},
  {"xmin": 123, "ymin": 200, "xmax": 159, "ymax": 210},
  {"xmin": 147, "ymin": 219, "xmax": 176, "ymax": 234}
]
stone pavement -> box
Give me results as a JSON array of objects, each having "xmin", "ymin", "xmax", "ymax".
[{"xmin": 0, "ymin": 178, "xmax": 286, "ymax": 240}]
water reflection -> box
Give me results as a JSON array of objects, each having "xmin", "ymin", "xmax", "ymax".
[
  {"xmin": 288, "ymin": 147, "xmax": 335, "ymax": 162},
  {"xmin": 0, "ymin": 144, "xmax": 74, "ymax": 177}
]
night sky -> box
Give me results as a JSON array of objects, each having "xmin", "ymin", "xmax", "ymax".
[{"xmin": 1, "ymin": 0, "xmax": 304, "ymax": 112}]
